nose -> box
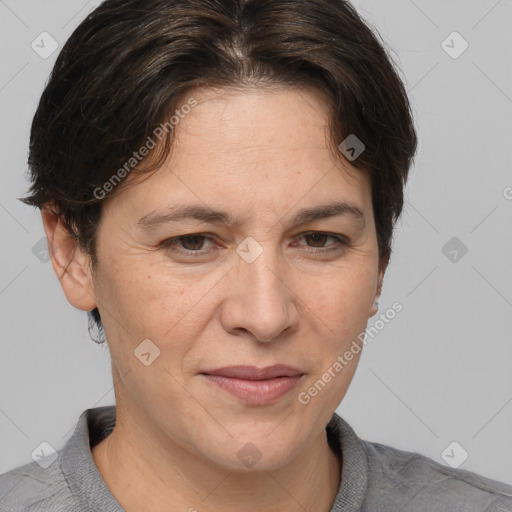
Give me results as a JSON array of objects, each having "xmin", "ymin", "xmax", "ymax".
[{"xmin": 220, "ymin": 246, "xmax": 300, "ymax": 343}]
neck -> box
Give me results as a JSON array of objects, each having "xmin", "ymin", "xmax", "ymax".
[{"xmin": 92, "ymin": 407, "xmax": 341, "ymax": 512}]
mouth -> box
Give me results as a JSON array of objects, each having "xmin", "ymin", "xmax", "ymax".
[{"xmin": 200, "ymin": 364, "xmax": 305, "ymax": 405}]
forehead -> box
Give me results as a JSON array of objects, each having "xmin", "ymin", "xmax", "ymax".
[
  {"xmin": 104, "ymin": 86, "xmax": 372, "ymax": 223},
  {"xmin": 173, "ymin": 85, "xmax": 335, "ymax": 160}
]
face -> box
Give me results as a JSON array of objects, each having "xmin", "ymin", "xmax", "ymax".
[{"xmin": 66, "ymin": 86, "xmax": 383, "ymax": 470}]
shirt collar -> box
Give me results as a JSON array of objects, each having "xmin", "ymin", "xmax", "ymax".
[
  {"xmin": 61, "ymin": 406, "xmax": 123, "ymax": 512},
  {"xmin": 328, "ymin": 412, "xmax": 369, "ymax": 511}
]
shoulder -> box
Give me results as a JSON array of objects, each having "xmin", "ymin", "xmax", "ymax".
[
  {"xmin": 0, "ymin": 456, "xmax": 76, "ymax": 511},
  {"xmin": 329, "ymin": 413, "xmax": 512, "ymax": 511},
  {"xmin": 361, "ymin": 438, "xmax": 512, "ymax": 511},
  {"xmin": 1, "ymin": 406, "xmax": 117, "ymax": 512}
]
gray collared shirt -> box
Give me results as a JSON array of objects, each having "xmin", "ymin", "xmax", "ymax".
[{"xmin": 1, "ymin": 406, "xmax": 511, "ymax": 511}]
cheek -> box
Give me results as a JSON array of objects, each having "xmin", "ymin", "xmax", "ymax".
[
  {"xmin": 294, "ymin": 266, "xmax": 375, "ymax": 407},
  {"xmin": 299, "ymin": 262, "xmax": 377, "ymax": 332},
  {"xmin": 96, "ymin": 258, "xmax": 223, "ymax": 353}
]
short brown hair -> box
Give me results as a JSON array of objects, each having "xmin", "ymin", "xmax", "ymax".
[{"xmin": 20, "ymin": 0, "xmax": 417, "ymax": 340}]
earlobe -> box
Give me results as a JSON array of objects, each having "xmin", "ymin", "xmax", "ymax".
[
  {"xmin": 369, "ymin": 299, "xmax": 379, "ymax": 318},
  {"xmin": 369, "ymin": 268, "xmax": 385, "ymax": 318},
  {"xmin": 41, "ymin": 205, "xmax": 97, "ymax": 312}
]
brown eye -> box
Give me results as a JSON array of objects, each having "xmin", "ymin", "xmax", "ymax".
[
  {"xmin": 160, "ymin": 234, "xmax": 216, "ymax": 256},
  {"xmin": 179, "ymin": 235, "xmax": 206, "ymax": 251},
  {"xmin": 293, "ymin": 232, "xmax": 348, "ymax": 251},
  {"xmin": 304, "ymin": 233, "xmax": 330, "ymax": 247}
]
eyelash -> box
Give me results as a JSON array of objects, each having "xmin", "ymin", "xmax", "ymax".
[{"xmin": 160, "ymin": 232, "xmax": 349, "ymax": 257}]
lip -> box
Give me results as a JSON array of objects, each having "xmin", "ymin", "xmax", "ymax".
[{"xmin": 200, "ymin": 364, "xmax": 304, "ymax": 405}]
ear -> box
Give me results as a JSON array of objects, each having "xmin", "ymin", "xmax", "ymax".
[
  {"xmin": 369, "ymin": 264, "xmax": 386, "ymax": 318},
  {"xmin": 41, "ymin": 205, "xmax": 97, "ymax": 312}
]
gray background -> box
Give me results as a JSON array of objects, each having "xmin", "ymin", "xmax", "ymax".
[{"xmin": 1, "ymin": 0, "xmax": 511, "ymax": 485}]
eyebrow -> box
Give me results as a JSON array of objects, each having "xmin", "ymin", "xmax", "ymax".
[{"xmin": 137, "ymin": 201, "xmax": 366, "ymax": 230}]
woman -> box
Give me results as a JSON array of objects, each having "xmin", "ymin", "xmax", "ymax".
[{"xmin": 1, "ymin": 0, "xmax": 511, "ymax": 510}]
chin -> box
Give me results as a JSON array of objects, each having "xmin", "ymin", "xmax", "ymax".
[{"xmin": 196, "ymin": 427, "xmax": 304, "ymax": 472}]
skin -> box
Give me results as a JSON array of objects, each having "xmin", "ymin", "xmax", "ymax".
[{"xmin": 42, "ymin": 86, "xmax": 385, "ymax": 512}]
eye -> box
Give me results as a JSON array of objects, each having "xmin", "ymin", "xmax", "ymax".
[
  {"xmin": 292, "ymin": 232, "xmax": 349, "ymax": 252},
  {"xmin": 160, "ymin": 234, "xmax": 216, "ymax": 256}
]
